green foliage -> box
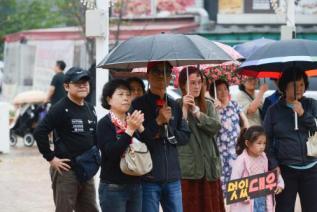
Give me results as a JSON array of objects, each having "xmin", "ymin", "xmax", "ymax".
[{"xmin": 0, "ymin": 0, "xmax": 82, "ymax": 60}]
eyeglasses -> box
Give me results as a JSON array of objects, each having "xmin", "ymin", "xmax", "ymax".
[
  {"xmin": 150, "ymin": 68, "xmax": 172, "ymax": 77},
  {"xmin": 70, "ymin": 81, "xmax": 89, "ymax": 87}
]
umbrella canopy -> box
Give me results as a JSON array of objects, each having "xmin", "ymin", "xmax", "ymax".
[
  {"xmin": 172, "ymin": 62, "xmax": 244, "ymax": 87},
  {"xmin": 238, "ymin": 39, "xmax": 317, "ymax": 78},
  {"xmin": 233, "ymin": 38, "xmax": 276, "ymax": 59},
  {"xmin": 98, "ymin": 34, "xmax": 235, "ymax": 69},
  {"xmin": 13, "ymin": 90, "xmax": 46, "ymax": 105},
  {"xmin": 204, "ymin": 62, "xmax": 245, "ymax": 85},
  {"xmin": 238, "ymin": 39, "xmax": 317, "ymax": 130}
]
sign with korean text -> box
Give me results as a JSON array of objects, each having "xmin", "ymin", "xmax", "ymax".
[{"xmin": 226, "ymin": 171, "xmax": 277, "ymax": 204}]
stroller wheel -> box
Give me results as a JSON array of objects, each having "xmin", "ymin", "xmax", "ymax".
[
  {"xmin": 10, "ymin": 133, "xmax": 18, "ymax": 147},
  {"xmin": 23, "ymin": 133, "xmax": 35, "ymax": 147}
]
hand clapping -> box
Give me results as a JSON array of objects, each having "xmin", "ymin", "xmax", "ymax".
[{"xmin": 126, "ymin": 110, "xmax": 144, "ymax": 135}]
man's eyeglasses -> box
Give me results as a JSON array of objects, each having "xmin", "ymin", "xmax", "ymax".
[
  {"xmin": 150, "ymin": 68, "xmax": 172, "ymax": 77},
  {"xmin": 70, "ymin": 80, "xmax": 89, "ymax": 87}
]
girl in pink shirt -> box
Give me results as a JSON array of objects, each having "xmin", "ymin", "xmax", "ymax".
[{"xmin": 229, "ymin": 126, "xmax": 284, "ymax": 212}]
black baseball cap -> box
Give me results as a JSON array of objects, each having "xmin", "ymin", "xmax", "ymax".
[{"xmin": 64, "ymin": 67, "xmax": 90, "ymax": 83}]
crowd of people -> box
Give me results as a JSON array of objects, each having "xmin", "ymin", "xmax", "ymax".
[{"xmin": 33, "ymin": 61, "xmax": 317, "ymax": 212}]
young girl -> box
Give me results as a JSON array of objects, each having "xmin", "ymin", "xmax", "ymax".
[{"xmin": 230, "ymin": 126, "xmax": 284, "ymax": 212}]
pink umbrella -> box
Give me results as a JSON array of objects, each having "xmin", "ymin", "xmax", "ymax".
[{"xmin": 214, "ymin": 42, "xmax": 244, "ymax": 61}]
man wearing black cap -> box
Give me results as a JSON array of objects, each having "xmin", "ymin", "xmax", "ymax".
[{"xmin": 34, "ymin": 67, "xmax": 98, "ymax": 212}]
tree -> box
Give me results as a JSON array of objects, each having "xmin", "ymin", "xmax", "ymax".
[
  {"xmin": 55, "ymin": 0, "xmax": 95, "ymax": 65},
  {"xmin": 0, "ymin": 0, "xmax": 97, "ymax": 64}
]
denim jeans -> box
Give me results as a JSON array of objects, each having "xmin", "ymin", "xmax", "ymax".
[
  {"xmin": 99, "ymin": 182, "xmax": 142, "ymax": 212},
  {"xmin": 142, "ymin": 180, "xmax": 183, "ymax": 212}
]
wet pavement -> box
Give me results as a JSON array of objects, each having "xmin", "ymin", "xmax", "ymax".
[{"xmin": 0, "ymin": 142, "xmax": 54, "ymax": 212}]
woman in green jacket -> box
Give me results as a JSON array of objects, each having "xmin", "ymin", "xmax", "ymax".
[{"xmin": 177, "ymin": 66, "xmax": 225, "ymax": 212}]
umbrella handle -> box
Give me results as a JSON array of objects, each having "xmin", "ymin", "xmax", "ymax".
[
  {"xmin": 186, "ymin": 66, "xmax": 190, "ymax": 95},
  {"xmin": 164, "ymin": 62, "xmax": 168, "ymax": 105},
  {"xmin": 294, "ymin": 111, "xmax": 298, "ymax": 130},
  {"xmin": 213, "ymin": 81, "xmax": 217, "ymax": 100}
]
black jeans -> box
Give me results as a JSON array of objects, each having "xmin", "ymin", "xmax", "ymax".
[{"xmin": 276, "ymin": 164, "xmax": 317, "ymax": 212}]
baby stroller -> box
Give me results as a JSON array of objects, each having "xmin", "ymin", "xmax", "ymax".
[
  {"xmin": 10, "ymin": 103, "xmax": 48, "ymax": 147},
  {"xmin": 10, "ymin": 90, "xmax": 47, "ymax": 147}
]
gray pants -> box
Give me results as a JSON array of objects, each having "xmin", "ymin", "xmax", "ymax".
[{"xmin": 50, "ymin": 166, "xmax": 99, "ymax": 212}]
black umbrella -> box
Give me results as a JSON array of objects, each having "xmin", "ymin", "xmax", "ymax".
[
  {"xmin": 238, "ymin": 39, "xmax": 317, "ymax": 130},
  {"xmin": 98, "ymin": 33, "xmax": 236, "ymax": 70}
]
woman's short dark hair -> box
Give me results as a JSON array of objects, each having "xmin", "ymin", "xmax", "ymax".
[
  {"xmin": 101, "ymin": 79, "xmax": 131, "ymax": 109},
  {"xmin": 126, "ymin": 77, "xmax": 146, "ymax": 93},
  {"xmin": 278, "ymin": 67, "xmax": 309, "ymax": 95},
  {"xmin": 209, "ymin": 79, "xmax": 229, "ymax": 98}
]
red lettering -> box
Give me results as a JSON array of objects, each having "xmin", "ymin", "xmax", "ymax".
[
  {"xmin": 259, "ymin": 177, "xmax": 265, "ymax": 190},
  {"xmin": 265, "ymin": 172, "xmax": 277, "ymax": 191},
  {"xmin": 249, "ymin": 178, "xmax": 258, "ymax": 193}
]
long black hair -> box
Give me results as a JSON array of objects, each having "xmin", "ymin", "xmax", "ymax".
[{"xmin": 236, "ymin": 125, "xmax": 266, "ymax": 155}]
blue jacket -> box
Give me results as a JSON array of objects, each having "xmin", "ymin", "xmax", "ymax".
[
  {"xmin": 261, "ymin": 90, "xmax": 282, "ymax": 120},
  {"xmin": 131, "ymin": 91, "xmax": 190, "ymax": 182},
  {"xmin": 263, "ymin": 97, "xmax": 317, "ymax": 169}
]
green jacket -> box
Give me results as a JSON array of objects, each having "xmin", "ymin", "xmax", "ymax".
[{"xmin": 177, "ymin": 99, "xmax": 221, "ymax": 181}]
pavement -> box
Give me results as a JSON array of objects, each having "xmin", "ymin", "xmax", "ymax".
[
  {"xmin": 0, "ymin": 140, "xmax": 302, "ymax": 212},
  {"xmin": 0, "ymin": 141, "xmax": 54, "ymax": 212}
]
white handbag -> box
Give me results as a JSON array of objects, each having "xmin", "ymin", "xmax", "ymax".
[
  {"xmin": 306, "ymin": 119, "xmax": 317, "ymax": 157},
  {"xmin": 120, "ymin": 137, "xmax": 153, "ymax": 176}
]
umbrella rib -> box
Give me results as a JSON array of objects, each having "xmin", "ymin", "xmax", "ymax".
[
  {"xmin": 185, "ymin": 35, "xmax": 205, "ymax": 61},
  {"xmin": 149, "ymin": 36, "xmax": 156, "ymax": 62}
]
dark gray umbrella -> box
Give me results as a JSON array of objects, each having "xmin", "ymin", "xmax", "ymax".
[{"xmin": 98, "ymin": 34, "xmax": 235, "ymax": 69}]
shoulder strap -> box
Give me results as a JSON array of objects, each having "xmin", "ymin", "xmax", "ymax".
[
  {"xmin": 242, "ymin": 89, "xmax": 255, "ymax": 101},
  {"xmin": 242, "ymin": 90, "xmax": 263, "ymax": 118},
  {"xmin": 84, "ymin": 102, "xmax": 95, "ymax": 121}
]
